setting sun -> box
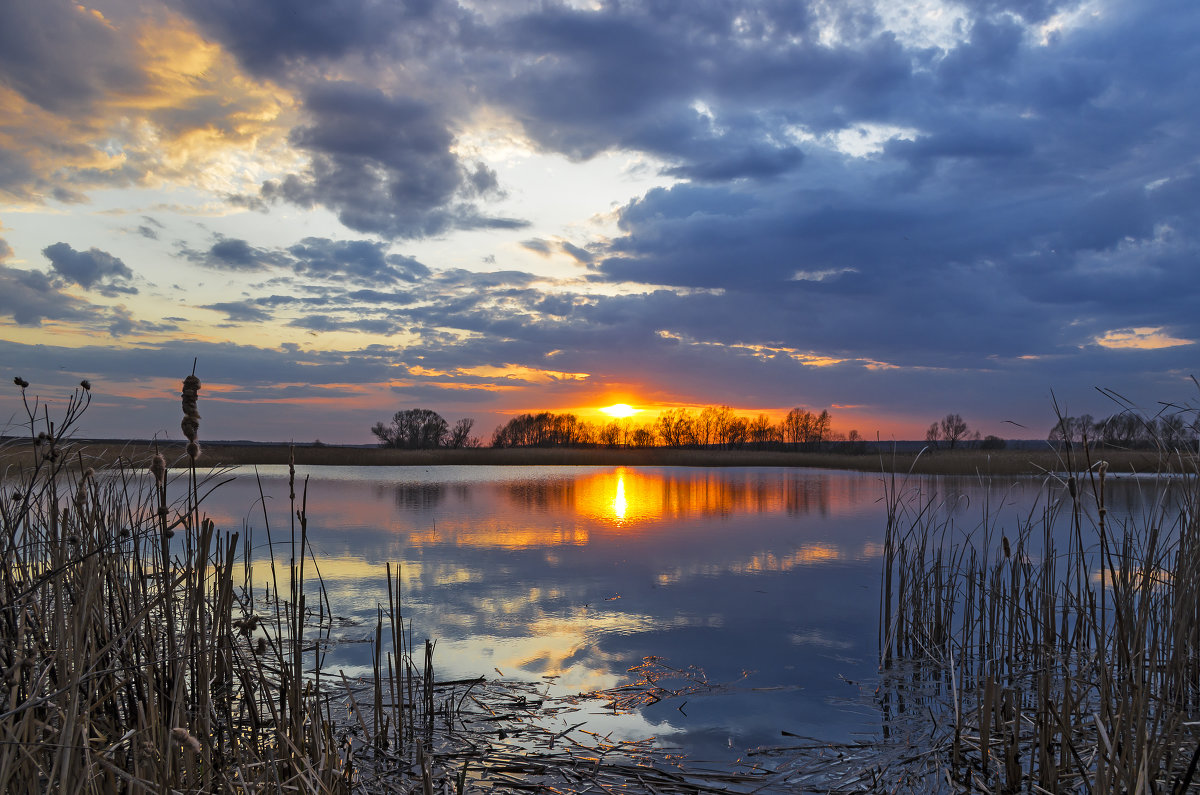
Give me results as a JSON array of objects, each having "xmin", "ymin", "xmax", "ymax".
[{"xmin": 599, "ymin": 403, "xmax": 641, "ymax": 419}]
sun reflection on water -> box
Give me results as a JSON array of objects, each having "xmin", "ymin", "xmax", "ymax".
[{"xmin": 613, "ymin": 471, "xmax": 628, "ymax": 520}]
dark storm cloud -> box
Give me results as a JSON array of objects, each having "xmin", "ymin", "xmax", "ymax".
[
  {"xmin": 287, "ymin": 237, "xmax": 431, "ymax": 283},
  {"xmin": 0, "ymin": 0, "xmax": 143, "ymax": 114},
  {"xmin": 482, "ymin": 1, "xmax": 902, "ymax": 177},
  {"xmin": 560, "ymin": 0, "xmax": 1200, "ymax": 373},
  {"xmin": 181, "ymin": 235, "xmax": 435, "ymax": 285},
  {"xmin": 176, "ymin": 0, "xmax": 402, "ymax": 77},
  {"xmin": 42, "ymin": 242, "xmax": 135, "ymax": 291},
  {"xmin": 259, "ymin": 83, "xmax": 526, "ymax": 239}
]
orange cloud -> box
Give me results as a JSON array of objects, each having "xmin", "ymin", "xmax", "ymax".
[
  {"xmin": 0, "ymin": 10, "xmax": 296, "ymax": 202},
  {"xmin": 1094, "ymin": 327, "xmax": 1194, "ymax": 350}
]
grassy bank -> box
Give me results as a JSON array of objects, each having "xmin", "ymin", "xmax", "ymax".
[{"xmin": 1, "ymin": 439, "xmax": 1178, "ymax": 475}]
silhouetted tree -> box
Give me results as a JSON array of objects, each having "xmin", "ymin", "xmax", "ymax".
[
  {"xmin": 656, "ymin": 408, "xmax": 695, "ymax": 447},
  {"xmin": 939, "ymin": 413, "xmax": 969, "ymax": 449},
  {"xmin": 448, "ymin": 417, "xmax": 478, "ymax": 448},
  {"xmin": 925, "ymin": 422, "xmax": 941, "ymax": 449},
  {"xmin": 372, "ymin": 408, "xmax": 451, "ymax": 449},
  {"xmin": 630, "ymin": 427, "xmax": 655, "ymax": 447},
  {"xmin": 748, "ymin": 414, "xmax": 776, "ymax": 448},
  {"xmin": 782, "ymin": 407, "xmax": 832, "ymax": 449}
]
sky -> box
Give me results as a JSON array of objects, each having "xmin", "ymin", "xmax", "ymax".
[{"xmin": 1, "ymin": 0, "xmax": 1197, "ymax": 444}]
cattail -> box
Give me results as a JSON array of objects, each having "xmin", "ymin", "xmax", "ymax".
[
  {"xmin": 75, "ymin": 467, "xmax": 94, "ymax": 505},
  {"xmin": 254, "ymin": 637, "xmax": 267, "ymax": 655},
  {"xmin": 170, "ymin": 727, "xmax": 202, "ymax": 754},
  {"xmin": 181, "ymin": 373, "xmax": 201, "ymax": 460},
  {"xmin": 150, "ymin": 454, "xmax": 166, "ymax": 487},
  {"xmin": 80, "ymin": 379, "xmax": 91, "ymax": 391},
  {"xmin": 233, "ymin": 614, "xmax": 261, "ymax": 634},
  {"xmin": 13, "ymin": 376, "xmax": 28, "ymax": 389}
]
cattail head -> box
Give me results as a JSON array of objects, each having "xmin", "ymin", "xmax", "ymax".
[
  {"xmin": 186, "ymin": 440, "xmax": 200, "ymax": 460},
  {"xmin": 13, "ymin": 377, "xmax": 28, "ymax": 389},
  {"xmin": 254, "ymin": 637, "xmax": 267, "ymax": 655},
  {"xmin": 170, "ymin": 727, "xmax": 202, "ymax": 754},
  {"xmin": 150, "ymin": 454, "xmax": 166, "ymax": 487},
  {"xmin": 74, "ymin": 468, "xmax": 95, "ymax": 505},
  {"xmin": 80, "ymin": 379, "xmax": 91, "ymax": 391},
  {"xmin": 180, "ymin": 374, "xmax": 201, "ymax": 453}
]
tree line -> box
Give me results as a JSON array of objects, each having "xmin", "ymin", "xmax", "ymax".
[
  {"xmin": 1048, "ymin": 411, "xmax": 1199, "ymax": 450},
  {"xmin": 490, "ymin": 406, "xmax": 851, "ymax": 450},
  {"xmin": 370, "ymin": 406, "xmax": 854, "ymax": 450}
]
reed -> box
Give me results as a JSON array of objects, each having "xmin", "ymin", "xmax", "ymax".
[
  {"xmin": 875, "ymin": 405, "xmax": 1200, "ymax": 792},
  {"xmin": 0, "ymin": 374, "xmax": 470, "ymax": 793}
]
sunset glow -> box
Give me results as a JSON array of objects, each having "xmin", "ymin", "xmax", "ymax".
[
  {"xmin": 599, "ymin": 404, "xmax": 641, "ymax": 419},
  {"xmin": 0, "ymin": 0, "xmax": 1192, "ymax": 443}
]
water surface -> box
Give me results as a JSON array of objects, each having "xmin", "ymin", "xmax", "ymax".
[{"xmin": 199, "ymin": 464, "xmax": 1165, "ymax": 761}]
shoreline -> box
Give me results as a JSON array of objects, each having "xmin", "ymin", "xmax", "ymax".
[{"xmin": 2, "ymin": 439, "xmax": 1182, "ymax": 476}]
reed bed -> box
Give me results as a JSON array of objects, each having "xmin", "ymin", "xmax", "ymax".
[
  {"xmin": 864, "ymin": 420, "xmax": 1200, "ymax": 793},
  {"xmin": 0, "ymin": 374, "xmax": 799, "ymax": 793}
]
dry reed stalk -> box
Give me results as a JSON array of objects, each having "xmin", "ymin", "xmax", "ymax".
[{"xmin": 872, "ymin": 398, "xmax": 1200, "ymax": 793}]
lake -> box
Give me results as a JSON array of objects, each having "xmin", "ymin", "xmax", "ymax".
[{"xmin": 198, "ymin": 464, "xmax": 1164, "ymax": 765}]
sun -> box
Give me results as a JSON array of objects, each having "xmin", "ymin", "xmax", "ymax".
[{"xmin": 600, "ymin": 403, "xmax": 641, "ymax": 419}]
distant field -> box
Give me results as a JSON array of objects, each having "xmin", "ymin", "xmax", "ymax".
[{"xmin": 0, "ymin": 439, "xmax": 1182, "ymax": 476}]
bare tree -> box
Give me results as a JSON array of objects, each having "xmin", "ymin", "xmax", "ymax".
[
  {"xmin": 656, "ymin": 408, "xmax": 694, "ymax": 447},
  {"xmin": 372, "ymin": 408, "xmax": 453, "ymax": 449},
  {"xmin": 748, "ymin": 414, "xmax": 776, "ymax": 448},
  {"xmin": 925, "ymin": 422, "xmax": 941, "ymax": 449},
  {"xmin": 448, "ymin": 417, "xmax": 477, "ymax": 448},
  {"xmin": 939, "ymin": 413, "xmax": 969, "ymax": 449}
]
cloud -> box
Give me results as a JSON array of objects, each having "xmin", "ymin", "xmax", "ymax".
[
  {"xmin": 202, "ymin": 300, "xmax": 274, "ymax": 323},
  {"xmin": 520, "ymin": 238, "xmax": 553, "ymax": 256},
  {"xmin": 42, "ymin": 242, "xmax": 135, "ymax": 290},
  {"xmin": 182, "ymin": 236, "xmax": 290, "ymax": 271},
  {"xmin": 0, "ymin": 0, "xmax": 144, "ymax": 115},
  {"xmin": 259, "ymin": 83, "xmax": 526, "ymax": 239},
  {"xmin": 176, "ymin": 0, "xmax": 411, "ymax": 78},
  {"xmin": 0, "ymin": 264, "xmax": 92, "ymax": 326},
  {"xmin": 287, "ymin": 237, "xmax": 431, "ymax": 283},
  {"xmin": 290, "ymin": 314, "xmax": 402, "ymax": 335},
  {"xmin": 0, "ymin": 4, "xmax": 293, "ymax": 202}
]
